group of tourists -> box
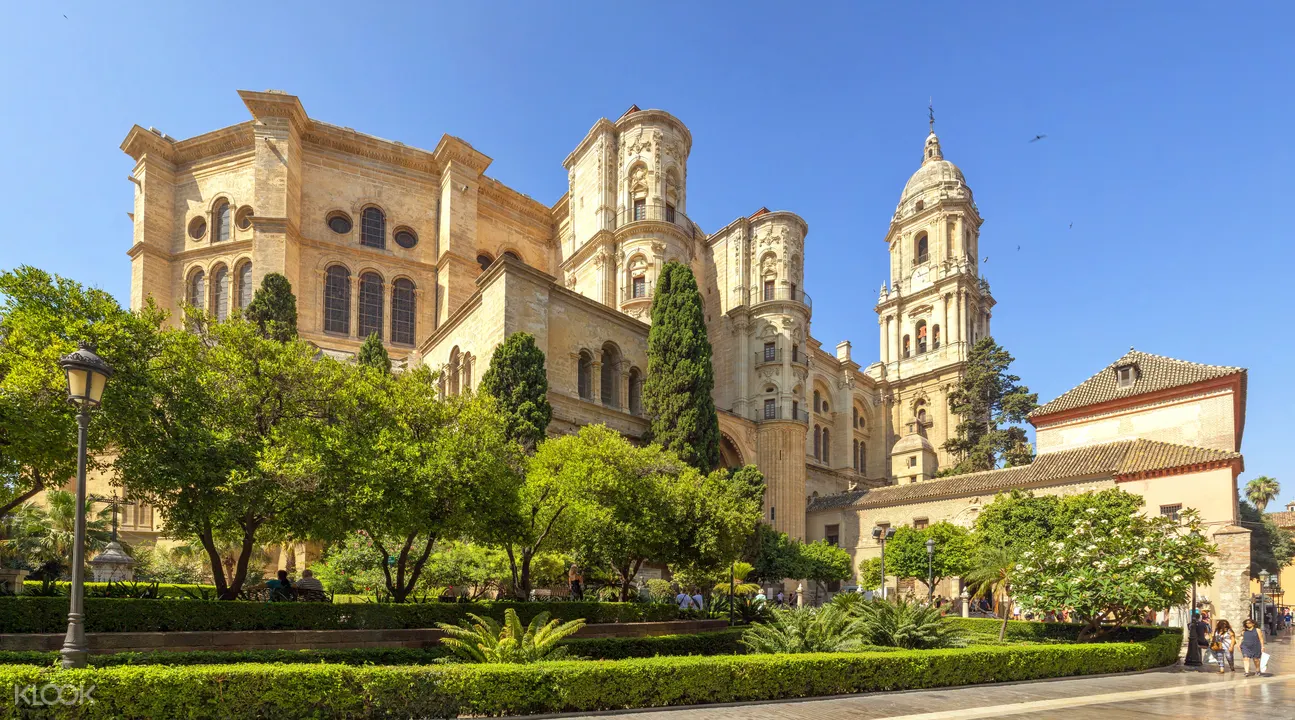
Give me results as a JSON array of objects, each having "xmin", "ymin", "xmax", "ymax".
[
  {"xmin": 1192, "ymin": 609, "xmax": 1278, "ymax": 676},
  {"xmin": 263, "ymin": 568, "xmax": 325, "ymax": 600}
]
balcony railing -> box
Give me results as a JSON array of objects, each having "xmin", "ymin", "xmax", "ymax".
[
  {"xmin": 749, "ymin": 286, "xmax": 812, "ymax": 309},
  {"xmin": 616, "ymin": 201, "xmax": 695, "ymax": 238},
  {"xmin": 622, "ymin": 280, "xmax": 654, "ymax": 302},
  {"xmin": 755, "ymin": 403, "xmax": 809, "ymax": 423},
  {"xmin": 755, "ymin": 348, "xmax": 781, "ymax": 365},
  {"xmin": 912, "ymin": 253, "xmax": 930, "ymax": 266}
]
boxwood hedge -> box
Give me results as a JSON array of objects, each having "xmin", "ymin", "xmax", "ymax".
[
  {"xmin": 0, "ymin": 597, "xmax": 678, "ymax": 633},
  {"xmin": 945, "ymin": 618, "xmax": 1170, "ymax": 644},
  {"xmin": 0, "ymin": 634, "xmax": 1180, "ymax": 719},
  {"xmin": 0, "ymin": 629, "xmax": 753, "ymax": 667},
  {"xmin": 21, "ymin": 581, "xmax": 217, "ymax": 599}
]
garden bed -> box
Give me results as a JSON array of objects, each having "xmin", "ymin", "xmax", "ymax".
[
  {"xmin": 0, "ymin": 633, "xmax": 1181, "ymax": 719},
  {"xmin": 0, "ymin": 597, "xmax": 679, "ymax": 634}
]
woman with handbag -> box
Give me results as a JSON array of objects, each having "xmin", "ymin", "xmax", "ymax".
[
  {"xmin": 1240, "ymin": 618, "xmax": 1265, "ymax": 676},
  {"xmin": 1211, "ymin": 619, "xmax": 1236, "ymax": 673}
]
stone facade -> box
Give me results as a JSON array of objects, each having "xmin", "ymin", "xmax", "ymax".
[{"xmin": 117, "ymin": 91, "xmax": 1250, "ymax": 621}]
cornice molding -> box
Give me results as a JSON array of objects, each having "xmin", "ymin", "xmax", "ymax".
[
  {"xmin": 304, "ymin": 123, "xmax": 440, "ymax": 175},
  {"xmin": 432, "ymin": 135, "xmax": 492, "ymax": 176},
  {"xmin": 239, "ymin": 90, "xmax": 310, "ymax": 133},
  {"xmin": 478, "ymin": 178, "xmax": 555, "ymax": 228},
  {"xmin": 120, "ymin": 125, "xmax": 177, "ymax": 163},
  {"xmin": 562, "ymin": 118, "xmax": 617, "ymax": 169}
]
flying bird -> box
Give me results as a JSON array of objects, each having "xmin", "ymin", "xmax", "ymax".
[
  {"xmin": 1017, "ymin": 245, "xmax": 1021, "ymax": 251},
  {"xmin": 1069, "ymin": 222, "xmax": 1073, "ymax": 229},
  {"xmin": 983, "ymin": 256, "xmax": 989, "ymax": 264},
  {"xmin": 1030, "ymin": 134, "xmax": 1047, "ymax": 143}
]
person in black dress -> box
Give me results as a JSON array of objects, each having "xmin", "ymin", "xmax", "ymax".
[{"xmin": 1240, "ymin": 618, "xmax": 1265, "ymax": 676}]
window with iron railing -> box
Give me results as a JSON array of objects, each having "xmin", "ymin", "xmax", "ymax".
[
  {"xmin": 764, "ymin": 398, "xmax": 776, "ymax": 419},
  {"xmin": 632, "ymin": 276, "xmax": 646, "ymax": 298},
  {"xmin": 763, "ymin": 280, "xmax": 774, "ymax": 301},
  {"xmin": 763, "ymin": 342, "xmax": 776, "ymax": 362},
  {"xmin": 665, "ymin": 204, "xmax": 676, "ymax": 223},
  {"xmin": 633, "ymin": 199, "xmax": 646, "ymax": 221}
]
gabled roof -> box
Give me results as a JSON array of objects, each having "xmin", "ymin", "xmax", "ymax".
[
  {"xmin": 1029, "ymin": 349, "xmax": 1244, "ymax": 421},
  {"xmin": 1268, "ymin": 509, "xmax": 1295, "ymax": 529},
  {"xmin": 806, "ymin": 438, "xmax": 1241, "ymax": 513}
]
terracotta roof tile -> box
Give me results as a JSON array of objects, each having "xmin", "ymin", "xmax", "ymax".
[
  {"xmin": 1264, "ymin": 510, "xmax": 1295, "ymax": 528},
  {"xmin": 1029, "ymin": 350, "xmax": 1244, "ymax": 420},
  {"xmin": 806, "ymin": 438, "xmax": 1241, "ymax": 513}
]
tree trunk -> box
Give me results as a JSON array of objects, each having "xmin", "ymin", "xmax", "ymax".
[
  {"xmin": 0, "ymin": 479, "xmax": 43, "ymax": 518},
  {"xmin": 222, "ymin": 523, "xmax": 260, "ymax": 600},
  {"xmin": 998, "ymin": 598, "xmax": 1011, "ymax": 642},
  {"xmin": 197, "ymin": 527, "xmax": 230, "ymax": 600}
]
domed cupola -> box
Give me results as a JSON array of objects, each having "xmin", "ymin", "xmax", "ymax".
[{"xmin": 899, "ymin": 130, "xmax": 970, "ymax": 210}]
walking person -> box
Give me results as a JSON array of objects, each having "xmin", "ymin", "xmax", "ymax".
[
  {"xmin": 568, "ymin": 564, "xmax": 584, "ymax": 600},
  {"xmin": 1240, "ymin": 618, "xmax": 1266, "ymax": 677},
  {"xmin": 1210, "ymin": 619, "xmax": 1237, "ymax": 673}
]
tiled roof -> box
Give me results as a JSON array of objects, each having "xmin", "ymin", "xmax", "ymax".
[
  {"xmin": 1029, "ymin": 350, "xmax": 1244, "ymax": 420},
  {"xmin": 1268, "ymin": 510, "xmax": 1295, "ymax": 529},
  {"xmin": 806, "ymin": 439, "xmax": 1240, "ymax": 513}
]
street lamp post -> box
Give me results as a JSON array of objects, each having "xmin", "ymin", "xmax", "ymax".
[
  {"xmin": 1258, "ymin": 570, "xmax": 1271, "ymax": 636},
  {"xmin": 872, "ymin": 526, "xmax": 896, "ymax": 600},
  {"xmin": 925, "ymin": 538, "xmax": 937, "ymax": 603},
  {"xmin": 1185, "ymin": 530, "xmax": 1202, "ymax": 667},
  {"xmin": 57, "ymin": 342, "xmax": 113, "ymax": 670}
]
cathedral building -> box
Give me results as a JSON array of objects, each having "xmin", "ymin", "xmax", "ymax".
[{"xmin": 116, "ymin": 90, "xmax": 1251, "ymax": 621}]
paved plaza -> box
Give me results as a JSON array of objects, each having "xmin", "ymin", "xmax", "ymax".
[{"xmin": 564, "ymin": 635, "xmax": 1294, "ymax": 720}]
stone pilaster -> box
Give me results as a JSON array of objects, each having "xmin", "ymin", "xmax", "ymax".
[
  {"xmin": 757, "ymin": 421, "xmax": 807, "ymax": 541},
  {"xmin": 1210, "ymin": 524, "xmax": 1252, "ymax": 628}
]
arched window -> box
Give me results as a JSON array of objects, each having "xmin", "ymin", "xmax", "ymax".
[
  {"xmin": 813, "ymin": 426, "xmax": 822, "ymax": 460},
  {"xmin": 213, "ymin": 201, "xmax": 231, "ymax": 243},
  {"xmin": 503, "ymin": 251, "xmax": 520, "ymax": 262},
  {"xmin": 577, "ymin": 351, "xmax": 593, "ymax": 400},
  {"xmin": 360, "ymin": 207, "xmax": 385, "ymax": 248},
  {"xmin": 212, "ymin": 265, "xmax": 230, "ymax": 321},
  {"xmin": 813, "ymin": 390, "xmax": 821, "ymax": 412},
  {"xmin": 391, "ymin": 279, "xmax": 416, "ymax": 345},
  {"xmin": 916, "ymin": 321, "xmax": 928, "ymax": 354},
  {"xmin": 852, "ymin": 439, "xmax": 859, "ymax": 470},
  {"xmin": 236, "ymin": 263, "xmax": 253, "ymax": 310},
  {"xmin": 916, "ymin": 399, "xmax": 928, "ymax": 425},
  {"xmin": 447, "ymin": 347, "xmax": 461, "ymax": 396},
  {"xmin": 358, "ymin": 272, "xmax": 384, "ymax": 340},
  {"xmin": 628, "ymin": 367, "xmax": 643, "ymax": 416},
  {"xmin": 188, "ymin": 269, "xmax": 206, "ymax": 312},
  {"xmin": 462, "ymin": 353, "xmax": 473, "ymax": 392},
  {"xmin": 932, "ymin": 324, "xmax": 941, "ymax": 350},
  {"xmin": 916, "ymin": 233, "xmax": 928, "ymax": 261},
  {"xmin": 822, "ymin": 428, "xmax": 831, "ymax": 464},
  {"xmin": 600, "ymin": 344, "xmax": 620, "ymax": 408},
  {"xmin": 859, "ymin": 444, "xmax": 867, "ymax": 472},
  {"xmin": 323, "ymin": 265, "xmax": 351, "ymax": 335},
  {"xmin": 903, "ymin": 335, "xmax": 911, "ymax": 358},
  {"xmin": 477, "ymin": 253, "xmax": 494, "ymax": 272},
  {"xmin": 852, "ymin": 407, "xmax": 859, "ymax": 428}
]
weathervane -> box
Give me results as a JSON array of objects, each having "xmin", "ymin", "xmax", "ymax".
[{"xmin": 929, "ymin": 97, "xmax": 935, "ymax": 133}]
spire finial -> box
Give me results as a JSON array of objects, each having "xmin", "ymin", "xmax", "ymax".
[{"xmin": 928, "ymin": 98, "xmax": 935, "ymax": 134}]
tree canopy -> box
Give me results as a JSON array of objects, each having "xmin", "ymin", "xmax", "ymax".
[
  {"xmin": 1240, "ymin": 500, "xmax": 1295, "ymax": 577},
  {"xmin": 973, "ymin": 490, "xmax": 1060, "ymax": 557},
  {"xmin": 1245, "ymin": 476, "xmax": 1280, "ymax": 513},
  {"xmin": 356, "ymin": 333, "xmax": 391, "ymax": 374},
  {"xmin": 882, "ymin": 522, "xmax": 974, "ymax": 591},
  {"xmin": 0, "ymin": 266, "xmax": 160, "ymax": 517},
  {"xmin": 479, "ymin": 332, "xmax": 552, "ymax": 452},
  {"xmin": 243, "ymin": 272, "xmax": 298, "ymax": 342},
  {"xmin": 940, "ymin": 337, "xmax": 1038, "ymax": 475},
  {"xmin": 643, "ymin": 262, "xmax": 720, "ymax": 473}
]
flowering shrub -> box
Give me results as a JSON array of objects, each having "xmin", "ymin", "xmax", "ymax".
[{"xmin": 1011, "ymin": 489, "xmax": 1215, "ymax": 640}]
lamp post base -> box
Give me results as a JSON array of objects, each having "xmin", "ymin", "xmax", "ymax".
[{"xmin": 60, "ymin": 612, "xmax": 88, "ymax": 669}]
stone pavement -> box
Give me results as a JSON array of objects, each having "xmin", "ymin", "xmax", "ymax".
[{"xmin": 562, "ymin": 634, "xmax": 1294, "ymax": 720}]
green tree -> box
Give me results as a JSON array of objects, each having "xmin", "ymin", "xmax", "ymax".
[
  {"xmin": 1240, "ymin": 501, "xmax": 1295, "ymax": 577},
  {"xmin": 856, "ymin": 557, "xmax": 883, "ymax": 592},
  {"xmin": 107, "ymin": 311, "xmax": 337, "ymax": 599},
  {"xmin": 883, "ymin": 522, "xmax": 973, "ymax": 593},
  {"xmin": 799, "ymin": 540, "xmax": 853, "ymax": 597},
  {"xmin": 2, "ymin": 492, "xmax": 112, "ymax": 576},
  {"xmin": 242, "ymin": 273, "xmax": 298, "ymax": 341},
  {"xmin": 0, "ymin": 266, "xmax": 160, "ymax": 517},
  {"xmin": 1245, "ymin": 476, "xmax": 1280, "ymax": 513},
  {"xmin": 421, "ymin": 540, "xmax": 511, "ymax": 600},
  {"xmin": 1013, "ymin": 491, "xmax": 1216, "ymax": 640},
  {"xmin": 964, "ymin": 545, "xmax": 1018, "ymax": 641},
  {"xmin": 564, "ymin": 428, "xmax": 689, "ymax": 601},
  {"xmin": 311, "ymin": 365, "xmax": 522, "ymax": 602},
  {"xmin": 356, "ymin": 333, "xmax": 391, "ymax": 373},
  {"xmin": 973, "ymin": 490, "xmax": 1060, "ymax": 556},
  {"xmin": 668, "ymin": 465, "xmax": 764, "ymax": 584},
  {"xmin": 479, "ymin": 332, "xmax": 552, "ymax": 453},
  {"xmin": 940, "ymin": 338, "xmax": 1038, "ymax": 475},
  {"xmin": 744, "ymin": 524, "xmax": 805, "ymax": 585},
  {"xmin": 643, "ymin": 262, "xmax": 720, "ymax": 472}
]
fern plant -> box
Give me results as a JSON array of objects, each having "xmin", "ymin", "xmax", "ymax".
[
  {"xmin": 852, "ymin": 597, "xmax": 967, "ymax": 649},
  {"xmin": 740, "ymin": 605, "xmax": 866, "ymax": 654},
  {"xmin": 436, "ymin": 608, "xmax": 586, "ymax": 664}
]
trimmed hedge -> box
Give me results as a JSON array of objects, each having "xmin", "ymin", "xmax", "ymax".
[
  {"xmin": 0, "ymin": 634, "xmax": 1181, "ymax": 718},
  {"xmin": 0, "ymin": 630, "xmax": 753, "ymax": 667},
  {"xmin": 946, "ymin": 618, "xmax": 1172, "ymax": 644},
  {"xmin": 21, "ymin": 581, "xmax": 217, "ymax": 599},
  {"xmin": 0, "ymin": 597, "xmax": 679, "ymax": 634}
]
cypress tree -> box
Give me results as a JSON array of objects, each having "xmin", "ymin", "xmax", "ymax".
[
  {"xmin": 643, "ymin": 262, "xmax": 720, "ymax": 472},
  {"xmin": 480, "ymin": 331, "xmax": 552, "ymax": 452},
  {"xmin": 244, "ymin": 273, "xmax": 298, "ymax": 342},
  {"xmin": 357, "ymin": 333, "xmax": 391, "ymax": 374}
]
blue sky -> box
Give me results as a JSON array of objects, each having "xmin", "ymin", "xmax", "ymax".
[{"xmin": 2, "ymin": 2, "xmax": 1291, "ymax": 509}]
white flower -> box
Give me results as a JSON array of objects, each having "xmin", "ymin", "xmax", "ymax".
[
  {"xmin": 1086, "ymin": 507, "xmax": 1098, "ymax": 514},
  {"xmin": 1173, "ymin": 574, "xmax": 1183, "ymax": 581},
  {"xmin": 1138, "ymin": 548, "xmax": 1150, "ymax": 556},
  {"xmin": 1015, "ymin": 564, "xmax": 1024, "ymax": 571}
]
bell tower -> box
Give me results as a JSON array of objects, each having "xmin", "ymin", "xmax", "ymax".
[{"xmin": 873, "ymin": 118, "xmax": 993, "ymax": 478}]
